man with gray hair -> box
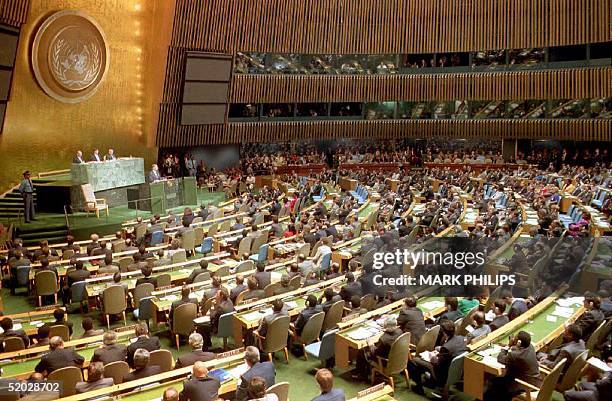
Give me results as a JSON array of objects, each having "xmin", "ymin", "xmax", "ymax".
[
  {"xmin": 175, "ymin": 333, "xmax": 215, "ymax": 368},
  {"xmin": 34, "ymin": 336, "xmax": 85, "ymax": 375},
  {"xmin": 235, "ymin": 346, "xmax": 276, "ymax": 401},
  {"xmin": 123, "ymin": 348, "xmax": 161, "ymax": 382},
  {"xmin": 92, "ymin": 331, "xmax": 128, "ymax": 365},
  {"xmin": 127, "ymin": 322, "xmax": 160, "ymax": 368},
  {"xmin": 76, "ymin": 361, "xmax": 114, "ymax": 393},
  {"xmin": 163, "ymin": 387, "xmax": 180, "ymax": 401}
]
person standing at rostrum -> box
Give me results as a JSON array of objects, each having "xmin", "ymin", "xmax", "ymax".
[{"xmin": 19, "ymin": 170, "xmax": 36, "ymax": 223}]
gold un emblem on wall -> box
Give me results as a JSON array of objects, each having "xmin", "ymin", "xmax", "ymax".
[{"xmin": 31, "ymin": 10, "xmax": 109, "ymax": 103}]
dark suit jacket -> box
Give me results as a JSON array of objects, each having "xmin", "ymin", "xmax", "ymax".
[
  {"xmin": 230, "ymin": 284, "xmax": 247, "ymax": 303},
  {"xmin": 498, "ymin": 344, "xmax": 542, "ymax": 386},
  {"xmin": 254, "ymin": 271, "xmax": 272, "ymax": 289},
  {"xmin": 186, "ymin": 269, "xmax": 210, "ymax": 284},
  {"xmin": 92, "ymin": 343, "xmax": 127, "ymax": 365},
  {"xmin": 372, "ymin": 328, "xmax": 403, "ymax": 359},
  {"xmin": 180, "ymin": 376, "xmax": 220, "ymax": 401},
  {"xmin": 576, "ymin": 309, "xmax": 605, "ymax": 340},
  {"xmin": 35, "ymin": 348, "xmax": 85, "ymax": 374},
  {"xmin": 67, "ymin": 269, "xmax": 91, "ymax": 286},
  {"xmin": 0, "ymin": 328, "xmax": 30, "ymax": 351},
  {"xmin": 127, "ymin": 336, "xmax": 161, "ymax": 367},
  {"xmin": 397, "ymin": 306, "xmax": 426, "ymax": 344},
  {"xmin": 295, "ymin": 305, "xmax": 323, "ymax": 336},
  {"xmin": 236, "ymin": 362, "xmax": 276, "ymax": 401},
  {"xmin": 489, "ymin": 315, "xmax": 509, "ymax": 331},
  {"xmin": 123, "ymin": 365, "xmax": 162, "ymax": 383},
  {"xmin": 340, "ymin": 282, "xmax": 362, "ymax": 302},
  {"xmin": 136, "ymin": 276, "xmax": 158, "ymax": 288},
  {"xmin": 436, "ymin": 310, "xmax": 462, "ymax": 324},
  {"xmin": 243, "ymin": 289, "xmax": 264, "ymax": 301},
  {"xmin": 210, "ymin": 299, "xmax": 234, "ymax": 330},
  {"xmin": 542, "ymin": 340, "xmax": 586, "ymax": 371},
  {"xmin": 75, "ymin": 378, "xmax": 114, "ymax": 393},
  {"xmin": 432, "ymin": 335, "xmax": 467, "ymax": 386},
  {"xmin": 175, "ymin": 349, "xmax": 216, "ymax": 368}
]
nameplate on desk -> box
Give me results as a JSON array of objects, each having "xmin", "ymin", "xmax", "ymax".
[
  {"xmin": 157, "ymin": 285, "xmax": 173, "ymax": 291},
  {"xmin": 114, "ymin": 324, "xmax": 138, "ymax": 333},
  {"xmin": 241, "ymin": 298, "xmax": 257, "ymax": 305},
  {"xmin": 217, "ymin": 347, "xmax": 244, "ymax": 359},
  {"xmin": 35, "ymin": 305, "xmax": 62, "ymax": 312},
  {"xmin": 357, "ymin": 384, "xmax": 385, "ymax": 398},
  {"xmin": 341, "ymin": 315, "xmax": 355, "ymax": 323}
]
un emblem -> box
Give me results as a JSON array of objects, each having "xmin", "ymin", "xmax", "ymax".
[{"xmin": 32, "ymin": 10, "xmax": 108, "ymax": 103}]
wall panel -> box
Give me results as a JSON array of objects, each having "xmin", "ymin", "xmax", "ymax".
[{"xmin": 0, "ymin": 0, "xmax": 30, "ymax": 27}]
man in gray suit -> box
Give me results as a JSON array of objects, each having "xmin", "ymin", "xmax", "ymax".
[
  {"xmin": 175, "ymin": 333, "xmax": 215, "ymax": 368},
  {"xmin": 75, "ymin": 362, "xmax": 114, "ymax": 393},
  {"xmin": 148, "ymin": 164, "xmax": 162, "ymax": 183},
  {"xmin": 539, "ymin": 324, "xmax": 585, "ymax": 371},
  {"xmin": 235, "ymin": 347, "xmax": 276, "ymax": 401},
  {"xmin": 312, "ymin": 369, "xmax": 345, "ymax": 401},
  {"xmin": 91, "ymin": 331, "xmax": 127, "ymax": 365},
  {"xmin": 19, "ymin": 171, "xmax": 36, "ymax": 223}
]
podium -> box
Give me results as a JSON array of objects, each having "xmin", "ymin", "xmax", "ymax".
[
  {"xmin": 71, "ymin": 158, "xmax": 145, "ymax": 192},
  {"xmin": 127, "ymin": 177, "xmax": 197, "ymax": 214}
]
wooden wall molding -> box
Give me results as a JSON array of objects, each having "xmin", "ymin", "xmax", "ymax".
[
  {"xmin": 229, "ymin": 67, "xmax": 612, "ymax": 103},
  {"xmin": 0, "ymin": 0, "xmax": 30, "ymax": 27},
  {"xmin": 170, "ymin": 0, "xmax": 611, "ymax": 53},
  {"xmin": 156, "ymin": 114, "xmax": 611, "ymax": 147}
]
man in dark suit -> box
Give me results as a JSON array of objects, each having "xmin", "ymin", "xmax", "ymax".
[
  {"xmin": 254, "ymin": 262, "xmax": 271, "ymax": 290},
  {"xmin": 489, "ymin": 300, "xmax": 510, "ymax": 331},
  {"xmin": 179, "ymin": 362, "xmax": 220, "ymax": 401},
  {"xmin": 294, "ymin": 295, "xmax": 322, "ymax": 336},
  {"xmin": 104, "ymin": 148, "xmax": 116, "ymax": 161},
  {"xmin": 354, "ymin": 317, "xmax": 404, "ymax": 379},
  {"xmin": 123, "ymin": 349, "xmax": 162, "ymax": 382},
  {"xmin": 407, "ymin": 319, "xmax": 467, "ymax": 395},
  {"xmin": 230, "ymin": 275, "xmax": 247, "ymax": 303},
  {"xmin": 91, "ymin": 331, "xmax": 127, "ymax": 365},
  {"xmin": 148, "ymin": 164, "xmax": 162, "ymax": 183},
  {"xmin": 170, "ymin": 286, "xmax": 197, "ymax": 328},
  {"xmin": 575, "ymin": 295, "xmax": 605, "ymax": 341},
  {"xmin": 435, "ymin": 297, "xmax": 461, "ymax": 323},
  {"xmin": 339, "ymin": 272, "xmax": 362, "ymax": 302},
  {"xmin": 235, "ymin": 346, "xmax": 276, "ymax": 401},
  {"xmin": 0, "ymin": 317, "xmax": 30, "ymax": 350},
  {"xmin": 538, "ymin": 324, "xmax": 585, "ymax": 372},
  {"xmin": 242, "ymin": 277, "xmax": 265, "ymax": 301},
  {"xmin": 63, "ymin": 260, "xmax": 91, "ymax": 304},
  {"xmin": 320, "ymin": 288, "xmax": 342, "ymax": 313},
  {"xmin": 43, "ymin": 309, "xmax": 73, "ymax": 337},
  {"xmin": 90, "ymin": 149, "xmax": 102, "ymax": 162},
  {"xmin": 273, "ymin": 275, "xmax": 293, "ymax": 296},
  {"xmin": 501, "ymin": 289, "xmax": 529, "ymax": 321},
  {"xmin": 135, "ymin": 266, "xmax": 158, "ymax": 288},
  {"xmin": 199, "ymin": 288, "xmax": 234, "ymax": 349},
  {"xmin": 34, "ymin": 336, "xmax": 85, "ymax": 375},
  {"xmin": 397, "ymin": 296, "xmax": 426, "ymax": 344},
  {"xmin": 186, "ymin": 260, "xmax": 211, "ymax": 284},
  {"xmin": 175, "ymin": 333, "xmax": 215, "ymax": 368},
  {"xmin": 256, "ymin": 299, "xmax": 287, "ymax": 338},
  {"xmin": 484, "ymin": 331, "xmax": 541, "ymax": 401},
  {"xmin": 126, "ymin": 323, "xmax": 161, "ymax": 368},
  {"xmin": 75, "ymin": 362, "xmax": 114, "ymax": 393},
  {"xmin": 73, "ymin": 150, "xmax": 85, "ymax": 164}
]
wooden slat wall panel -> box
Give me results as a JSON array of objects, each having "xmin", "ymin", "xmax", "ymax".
[
  {"xmin": 156, "ymin": 115, "xmax": 612, "ymax": 147},
  {"xmin": 228, "ymin": 67, "xmax": 611, "ymax": 103},
  {"xmin": 169, "ymin": 0, "xmax": 611, "ymax": 53},
  {"xmin": 0, "ymin": 0, "xmax": 29, "ymax": 27}
]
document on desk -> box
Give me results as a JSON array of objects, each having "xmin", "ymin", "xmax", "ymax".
[
  {"xmin": 420, "ymin": 300, "xmax": 445, "ymax": 310},
  {"xmin": 347, "ymin": 326, "xmax": 379, "ymax": 340},
  {"xmin": 556, "ymin": 297, "xmax": 584, "ymax": 308},
  {"xmin": 482, "ymin": 355, "xmax": 505, "ymax": 369},
  {"xmin": 546, "ymin": 315, "xmax": 557, "ymax": 322},
  {"xmin": 551, "ymin": 306, "xmax": 574, "ymax": 318},
  {"xmin": 285, "ymin": 301, "xmax": 298, "ymax": 309}
]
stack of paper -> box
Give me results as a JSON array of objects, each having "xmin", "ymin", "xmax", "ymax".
[
  {"xmin": 421, "ymin": 300, "xmax": 445, "ymax": 310},
  {"xmin": 285, "ymin": 301, "xmax": 298, "ymax": 309},
  {"xmin": 161, "ymin": 295, "xmax": 179, "ymax": 302},
  {"xmin": 551, "ymin": 306, "xmax": 574, "ymax": 318},
  {"xmin": 347, "ymin": 326, "xmax": 379, "ymax": 340}
]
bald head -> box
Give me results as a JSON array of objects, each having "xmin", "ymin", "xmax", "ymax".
[
  {"xmin": 193, "ymin": 361, "xmax": 208, "ymax": 378},
  {"xmin": 162, "ymin": 387, "xmax": 179, "ymax": 401}
]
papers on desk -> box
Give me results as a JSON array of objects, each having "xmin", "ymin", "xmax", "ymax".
[
  {"xmin": 193, "ymin": 316, "xmax": 211, "ymax": 325},
  {"xmin": 587, "ymin": 357, "xmax": 612, "ymax": 372},
  {"xmin": 242, "ymin": 308, "xmax": 273, "ymax": 322},
  {"xmin": 546, "ymin": 315, "xmax": 558, "ymax": 323},
  {"xmin": 229, "ymin": 363, "xmax": 250, "ymax": 385},
  {"xmin": 556, "ymin": 297, "xmax": 584, "ymax": 308},
  {"xmin": 419, "ymin": 351, "xmax": 436, "ymax": 362},
  {"xmin": 161, "ymin": 295, "xmax": 179, "ymax": 302},
  {"xmin": 346, "ymin": 325, "xmax": 379, "ymax": 340},
  {"xmin": 482, "ymin": 355, "xmax": 505, "ymax": 369},
  {"xmin": 12, "ymin": 323, "xmax": 22, "ymax": 330},
  {"xmin": 420, "ymin": 300, "xmax": 445, "ymax": 310},
  {"xmin": 551, "ymin": 306, "xmax": 574, "ymax": 318},
  {"xmin": 485, "ymin": 310, "xmax": 496, "ymax": 322},
  {"xmin": 477, "ymin": 344, "xmax": 503, "ymax": 359},
  {"xmin": 285, "ymin": 301, "xmax": 298, "ymax": 309},
  {"xmin": 30, "ymin": 320, "xmax": 45, "ymax": 328},
  {"xmin": 271, "ymin": 272, "xmax": 282, "ymax": 281}
]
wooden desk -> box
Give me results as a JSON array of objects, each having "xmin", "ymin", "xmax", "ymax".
[
  {"xmin": 335, "ymin": 296, "xmax": 446, "ymax": 369},
  {"xmin": 463, "ymin": 293, "xmax": 585, "ymax": 399}
]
